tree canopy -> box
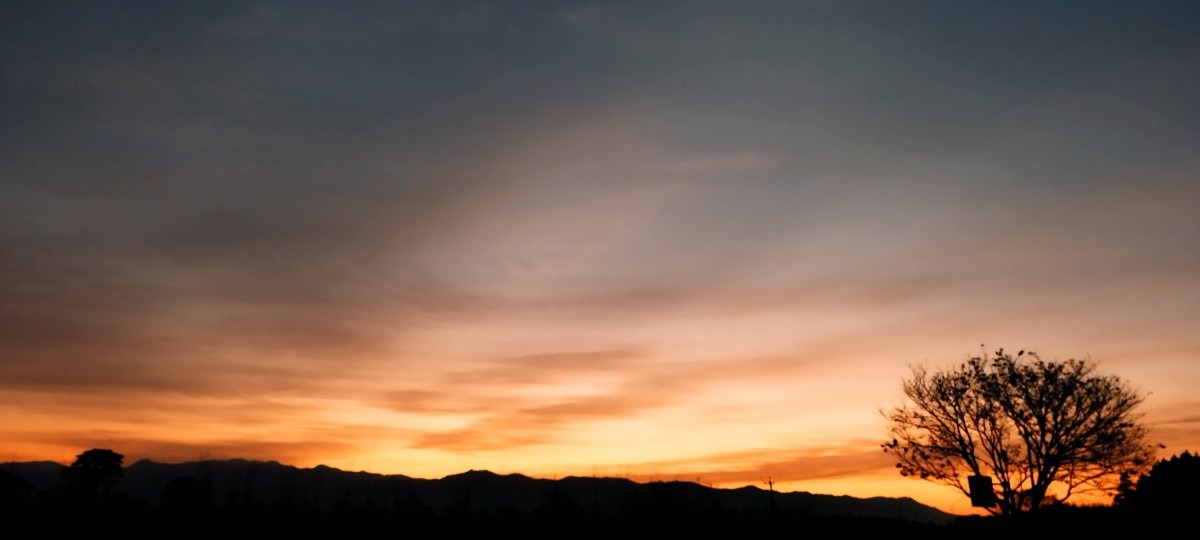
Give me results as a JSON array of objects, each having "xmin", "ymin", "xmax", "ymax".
[
  {"xmin": 882, "ymin": 348, "xmax": 1157, "ymax": 515},
  {"xmin": 62, "ymin": 448, "xmax": 124, "ymax": 497},
  {"xmin": 1116, "ymin": 450, "xmax": 1200, "ymax": 514}
]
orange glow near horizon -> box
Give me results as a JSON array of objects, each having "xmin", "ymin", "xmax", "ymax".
[{"xmin": 4, "ymin": 335, "xmax": 1196, "ymax": 516}]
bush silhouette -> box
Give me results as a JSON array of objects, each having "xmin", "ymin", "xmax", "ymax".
[{"xmin": 1117, "ymin": 450, "xmax": 1200, "ymax": 514}]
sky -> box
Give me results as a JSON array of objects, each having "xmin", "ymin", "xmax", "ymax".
[{"xmin": 2, "ymin": 1, "xmax": 1198, "ymax": 515}]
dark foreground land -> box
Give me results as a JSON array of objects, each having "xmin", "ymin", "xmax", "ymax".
[
  {"xmin": 0, "ymin": 496, "xmax": 1178, "ymax": 538},
  {"xmin": 2, "ymin": 458, "xmax": 1188, "ymax": 537}
]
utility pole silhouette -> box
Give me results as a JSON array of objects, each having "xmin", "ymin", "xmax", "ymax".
[{"xmin": 765, "ymin": 477, "xmax": 777, "ymax": 515}]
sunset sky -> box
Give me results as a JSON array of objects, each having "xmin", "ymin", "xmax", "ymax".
[{"xmin": 2, "ymin": 1, "xmax": 1198, "ymax": 515}]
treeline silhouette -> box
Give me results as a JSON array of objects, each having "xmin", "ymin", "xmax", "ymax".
[{"xmin": 2, "ymin": 449, "xmax": 1197, "ymax": 536}]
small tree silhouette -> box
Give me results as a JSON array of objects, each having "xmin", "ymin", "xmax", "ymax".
[
  {"xmin": 62, "ymin": 448, "xmax": 125, "ymax": 497},
  {"xmin": 1116, "ymin": 450, "xmax": 1200, "ymax": 514}
]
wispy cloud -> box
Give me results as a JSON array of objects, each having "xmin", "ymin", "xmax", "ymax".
[
  {"xmin": 603, "ymin": 440, "xmax": 895, "ymax": 486},
  {"xmin": 657, "ymin": 151, "xmax": 782, "ymax": 177}
]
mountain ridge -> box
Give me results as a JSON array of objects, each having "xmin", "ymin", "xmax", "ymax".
[{"xmin": 1, "ymin": 458, "xmax": 956, "ymax": 523}]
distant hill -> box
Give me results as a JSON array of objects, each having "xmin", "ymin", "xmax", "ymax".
[{"xmin": 1, "ymin": 458, "xmax": 954, "ymax": 524}]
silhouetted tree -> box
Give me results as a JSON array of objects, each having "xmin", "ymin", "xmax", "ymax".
[
  {"xmin": 1116, "ymin": 450, "xmax": 1200, "ymax": 514},
  {"xmin": 882, "ymin": 348, "xmax": 1156, "ymax": 515},
  {"xmin": 62, "ymin": 448, "xmax": 124, "ymax": 497}
]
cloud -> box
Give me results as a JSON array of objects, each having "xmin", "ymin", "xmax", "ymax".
[
  {"xmin": 393, "ymin": 351, "xmax": 831, "ymax": 452},
  {"xmin": 657, "ymin": 151, "xmax": 781, "ymax": 177},
  {"xmin": 385, "ymin": 349, "xmax": 685, "ymax": 451},
  {"xmin": 1153, "ymin": 414, "xmax": 1200, "ymax": 427},
  {"xmin": 607, "ymin": 440, "xmax": 895, "ymax": 487},
  {"xmin": 450, "ymin": 350, "xmax": 642, "ymax": 385},
  {"xmin": 559, "ymin": 4, "xmax": 603, "ymax": 30},
  {"xmin": 407, "ymin": 386, "xmax": 679, "ymax": 451},
  {"xmin": 1145, "ymin": 402, "xmax": 1200, "ymax": 453}
]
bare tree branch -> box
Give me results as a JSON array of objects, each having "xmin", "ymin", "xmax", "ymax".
[{"xmin": 881, "ymin": 348, "xmax": 1157, "ymax": 515}]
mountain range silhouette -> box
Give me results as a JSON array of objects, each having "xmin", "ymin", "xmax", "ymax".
[{"xmin": 1, "ymin": 458, "xmax": 954, "ymax": 524}]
